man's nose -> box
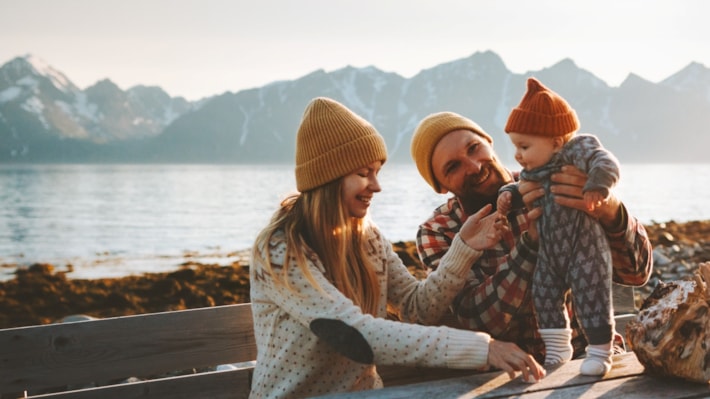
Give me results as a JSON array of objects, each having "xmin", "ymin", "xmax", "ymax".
[{"xmin": 464, "ymin": 157, "xmax": 482, "ymax": 174}]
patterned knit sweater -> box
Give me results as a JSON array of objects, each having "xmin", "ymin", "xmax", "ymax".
[{"xmin": 249, "ymin": 226, "xmax": 491, "ymax": 399}]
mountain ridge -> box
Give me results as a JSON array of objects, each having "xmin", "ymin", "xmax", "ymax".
[{"xmin": 1, "ymin": 52, "xmax": 708, "ymax": 164}]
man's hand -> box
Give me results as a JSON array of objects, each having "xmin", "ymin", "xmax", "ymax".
[
  {"xmin": 549, "ymin": 166, "xmax": 621, "ymax": 228},
  {"xmin": 459, "ymin": 204, "xmax": 510, "ymax": 251},
  {"xmin": 487, "ymin": 338, "xmax": 546, "ymax": 383},
  {"xmin": 519, "ymin": 166, "xmax": 622, "ymax": 231}
]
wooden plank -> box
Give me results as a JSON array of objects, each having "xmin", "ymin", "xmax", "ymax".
[
  {"xmin": 0, "ymin": 304, "xmax": 256, "ymax": 395},
  {"xmin": 381, "ymin": 312, "xmax": 637, "ymax": 388},
  {"xmin": 490, "ymin": 375, "xmax": 710, "ymax": 399},
  {"xmin": 379, "ymin": 365, "xmax": 473, "ymax": 387},
  {"xmin": 318, "ymin": 352, "xmax": 649, "ymax": 399},
  {"xmin": 25, "ymin": 368, "xmax": 253, "ymax": 399}
]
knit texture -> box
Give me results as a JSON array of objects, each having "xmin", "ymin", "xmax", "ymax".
[
  {"xmin": 505, "ymin": 77, "xmax": 580, "ymax": 137},
  {"xmin": 540, "ymin": 328, "xmax": 574, "ymax": 365},
  {"xmin": 295, "ymin": 97, "xmax": 387, "ymax": 192},
  {"xmin": 249, "ymin": 228, "xmax": 488, "ymax": 398},
  {"xmin": 411, "ymin": 111, "xmax": 493, "ymax": 193},
  {"xmin": 580, "ymin": 346, "xmax": 613, "ymax": 375}
]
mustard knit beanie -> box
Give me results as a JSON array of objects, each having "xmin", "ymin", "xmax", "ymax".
[
  {"xmin": 295, "ymin": 97, "xmax": 387, "ymax": 192},
  {"xmin": 505, "ymin": 77, "xmax": 580, "ymax": 137},
  {"xmin": 410, "ymin": 111, "xmax": 493, "ymax": 193}
]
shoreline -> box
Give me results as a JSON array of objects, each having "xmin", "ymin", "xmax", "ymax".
[
  {"xmin": 1, "ymin": 220, "xmax": 708, "ymax": 329},
  {"xmin": 0, "ymin": 248, "xmax": 252, "ymax": 282}
]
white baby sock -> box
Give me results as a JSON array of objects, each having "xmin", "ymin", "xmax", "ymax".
[
  {"xmin": 580, "ymin": 345, "xmax": 613, "ymax": 376},
  {"xmin": 540, "ymin": 328, "xmax": 573, "ymax": 365}
]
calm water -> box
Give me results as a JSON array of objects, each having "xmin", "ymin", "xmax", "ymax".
[{"xmin": 1, "ymin": 163, "xmax": 708, "ymax": 279}]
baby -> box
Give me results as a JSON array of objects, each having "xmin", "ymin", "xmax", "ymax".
[{"xmin": 498, "ymin": 77, "xmax": 620, "ymax": 376}]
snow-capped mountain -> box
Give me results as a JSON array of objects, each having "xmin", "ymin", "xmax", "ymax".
[
  {"xmin": 1, "ymin": 52, "xmax": 708, "ymax": 164},
  {"xmin": 0, "ymin": 55, "xmax": 193, "ymax": 161}
]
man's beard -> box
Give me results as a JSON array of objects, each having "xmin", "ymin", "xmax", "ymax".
[{"xmin": 457, "ymin": 161, "xmax": 513, "ymax": 215}]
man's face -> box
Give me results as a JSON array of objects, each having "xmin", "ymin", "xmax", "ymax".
[{"xmin": 431, "ymin": 129, "xmax": 513, "ymax": 201}]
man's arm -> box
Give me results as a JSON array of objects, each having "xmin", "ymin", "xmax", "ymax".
[{"xmin": 599, "ymin": 203, "xmax": 653, "ymax": 286}]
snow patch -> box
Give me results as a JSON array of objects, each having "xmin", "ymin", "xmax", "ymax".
[
  {"xmin": 239, "ymin": 106, "xmax": 249, "ymax": 145},
  {"xmin": 162, "ymin": 104, "xmax": 180, "ymax": 125},
  {"xmin": 25, "ymin": 55, "xmax": 72, "ymax": 92},
  {"xmin": 73, "ymin": 92, "xmax": 99, "ymax": 122},
  {"xmin": 17, "ymin": 76, "xmax": 39, "ymax": 91},
  {"xmin": 21, "ymin": 96, "xmax": 49, "ymax": 129},
  {"xmin": 0, "ymin": 86, "xmax": 21, "ymax": 103}
]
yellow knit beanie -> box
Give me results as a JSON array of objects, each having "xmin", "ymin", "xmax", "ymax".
[
  {"xmin": 505, "ymin": 77, "xmax": 580, "ymax": 136},
  {"xmin": 410, "ymin": 111, "xmax": 493, "ymax": 193},
  {"xmin": 295, "ymin": 97, "xmax": 387, "ymax": 192}
]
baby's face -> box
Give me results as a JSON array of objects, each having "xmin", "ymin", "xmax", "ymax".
[{"xmin": 508, "ymin": 132, "xmax": 559, "ymax": 170}]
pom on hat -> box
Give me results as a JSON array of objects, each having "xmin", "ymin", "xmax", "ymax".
[
  {"xmin": 504, "ymin": 77, "xmax": 580, "ymax": 137},
  {"xmin": 410, "ymin": 112, "xmax": 493, "ymax": 193},
  {"xmin": 295, "ymin": 97, "xmax": 387, "ymax": 192}
]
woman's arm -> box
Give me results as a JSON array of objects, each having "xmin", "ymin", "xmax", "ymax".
[{"xmin": 417, "ymin": 209, "xmax": 538, "ymax": 336}]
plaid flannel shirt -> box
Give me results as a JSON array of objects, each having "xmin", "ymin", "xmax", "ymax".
[{"xmin": 416, "ymin": 195, "xmax": 652, "ymax": 363}]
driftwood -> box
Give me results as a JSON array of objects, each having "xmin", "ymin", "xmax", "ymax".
[{"xmin": 626, "ymin": 262, "xmax": 710, "ymax": 383}]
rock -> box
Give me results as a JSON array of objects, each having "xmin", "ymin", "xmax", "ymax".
[
  {"xmin": 657, "ymin": 232, "xmax": 675, "ymax": 246},
  {"xmin": 652, "ymin": 249, "xmax": 672, "ymax": 266},
  {"xmin": 626, "ymin": 262, "xmax": 710, "ymax": 383},
  {"xmin": 27, "ymin": 263, "xmax": 55, "ymax": 274},
  {"xmin": 0, "ymin": 264, "xmax": 250, "ymax": 329}
]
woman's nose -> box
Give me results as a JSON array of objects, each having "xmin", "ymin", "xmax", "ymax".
[{"xmin": 369, "ymin": 176, "xmax": 381, "ymax": 192}]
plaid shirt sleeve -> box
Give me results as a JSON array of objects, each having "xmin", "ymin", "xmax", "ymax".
[
  {"xmin": 605, "ymin": 203, "xmax": 653, "ymax": 286},
  {"xmin": 416, "ymin": 198, "xmax": 538, "ymax": 337}
]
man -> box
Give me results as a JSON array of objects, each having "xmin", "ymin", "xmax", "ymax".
[{"xmin": 410, "ymin": 111, "xmax": 652, "ymax": 363}]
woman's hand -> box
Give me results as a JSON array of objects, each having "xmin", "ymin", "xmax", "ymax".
[
  {"xmin": 459, "ymin": 204, "xmax": 509, "ymax": 251},
  {"xmin": 550, "ymin": 166, "xmax": 622, "ymax": 228},
  {"xmin": 488, "ymin": 338, "xmax": 546, "ymax": 383}
]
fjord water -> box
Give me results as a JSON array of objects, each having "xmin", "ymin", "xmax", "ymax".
[{"xmin": 1, "ymin": 163, "xmax": 708, "ymax": 279}]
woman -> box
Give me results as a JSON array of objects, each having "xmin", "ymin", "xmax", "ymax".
[{"xmin": 249, "ymin": 97, "xmax": 544, "ymax": 399}]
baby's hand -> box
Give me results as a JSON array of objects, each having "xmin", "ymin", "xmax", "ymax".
[
  {"xmin": 497, "ymin": 191, "xmax": 512, "ymax": 216},
  {"xmin": 583, "ymin": 191, "xmax": 606, "ymax": 212}
]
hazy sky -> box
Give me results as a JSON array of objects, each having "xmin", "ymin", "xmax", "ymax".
[{"xmin": 2, "ymin": 0, "xmax": 708, "ymax": 101}]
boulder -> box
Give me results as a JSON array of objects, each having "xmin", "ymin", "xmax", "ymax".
[{"xmin": 626, "ymin": 262, "xmax": 710, "ymax": 383}]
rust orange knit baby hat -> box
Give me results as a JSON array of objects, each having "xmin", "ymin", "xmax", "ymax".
[
  {"xmin": 295, "ymin": 97, "xmax": 387, "ymax": 192},
  {"xmin": 504, "ymin": 77, "xmax": 580, "ymax": 137}
]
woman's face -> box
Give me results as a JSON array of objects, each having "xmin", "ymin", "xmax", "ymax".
[{"xmin": 341, "ymin": 161, "xmax": 382, "ymax": 218}]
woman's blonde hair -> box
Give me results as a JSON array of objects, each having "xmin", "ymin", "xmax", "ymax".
[{"xmin": 252, "ymin": 178, "xmax": 381, "ymax": 315}]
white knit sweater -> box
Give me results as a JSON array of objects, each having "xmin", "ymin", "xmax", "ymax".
[{"xmin": 249, "ymin": 227, "xmax": 491, "ymax": 399}]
